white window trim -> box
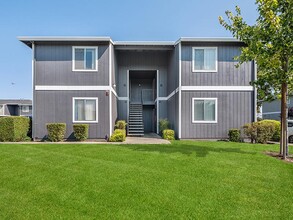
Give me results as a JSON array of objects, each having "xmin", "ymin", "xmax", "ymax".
[
  {"xmin": 192, "ymin": 47, "xmax": 218, "ymax": 72},
  {"xmin": 0, "ymin": 104, "xmax": 5, "ymax": 116},
  {"xmin": 72, "ymin": 97, "xmax": 99, "ymax": 123},
  {"xmin": 192, "ymin": 98, "xmax": 218, "ymax": 123},
  {"xmin": 72, "ymin": 46, "xmax": 98, "ymax": 72}
]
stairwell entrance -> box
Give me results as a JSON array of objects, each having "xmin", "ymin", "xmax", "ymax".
[{"xmin": 128, "ymin": 70, "xmax": 157, "ymax": 136}]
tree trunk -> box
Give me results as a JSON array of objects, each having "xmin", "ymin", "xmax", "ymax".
[{"xmin": 281, "ymin": 82, "xmax": 287, "ymax": 160}]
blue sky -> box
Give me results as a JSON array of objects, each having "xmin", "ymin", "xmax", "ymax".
[{"xmin": 0, "ymin": 0, "xmax": 258, "ymax": 99}]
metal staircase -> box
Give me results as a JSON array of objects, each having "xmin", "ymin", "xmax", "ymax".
[{"xmin": 128, "ymin": 103, "xmax": 144, "ymax": 136}]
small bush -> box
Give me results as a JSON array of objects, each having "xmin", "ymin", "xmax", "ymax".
[
  {"xmin": 46, "ymin": 123, "xmax": 66, "ymax": 142},
  {"xmin": 109, "ymin": 129, "xmax": 126, "ymax": 142},
  {"xmin": 159, "ymin": 119, "xmax": 170, "ymax": 135},
  {"xmin": 260, "ymin": 120, "xmax": 280, "ymax": 142},
  {"xmin": 73, "ymin": 124, "xmax": 89, "ymax": 141},
  {"xmin": 256, "ymin": 122, "xmax": 275, "ymax": 144},
  {"xmin": 0, "ymin": 116, "xmax": 30, "ymax": 142},
  {"xmin": 243, "ymin": 122, "xmax": 258, "ymax": 143},
  {"xmin": 162, "ymin": 129, "xmax": 175, "ymax": 140},
  {"xmin": 228, "ymin": 129, "xmax": 241, "ymax": 142},
  {"xmin": 115, "ymin": 120, "xmax": 127, "ymax": 130}
]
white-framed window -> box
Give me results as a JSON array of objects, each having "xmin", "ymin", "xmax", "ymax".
[
  {"xmin": 0, "ymin": 105, "xmax": 4, "ymax": 116},
  {"xmin": 21, "ymin": 105, "xmax": 29, "ymax": 113},
  {"xmin": 73, "ymin": 98, "xmax": 98, "ymax": 123},
  {"xmin": 72, "ymin": 46, "xmax": 98, "ymax": 71},
  {"xmin": 192, "ymin": 98, "xmax": 217, "ymax": 123},
  {"xmin": 192, "ymin": 47, "xmax": 217, "ymax": 72}
]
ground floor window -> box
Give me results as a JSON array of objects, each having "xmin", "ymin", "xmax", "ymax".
[
  {"xmin": 73, "ymin": 98, "xmax": 98, "ymax": 123},
  {"xmin": 192, "ymin": 98, "xmax": 217, "ymax": 123}
]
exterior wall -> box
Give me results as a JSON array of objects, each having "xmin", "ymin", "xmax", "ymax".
[
  {"xmin": 116, "ymin": 51, "xmax": 169, "ymax": 97},
  {"xmin": 19, "ymin": 105, "xmax": 33, "ymax": 116},
  {"xmin": 181, "ymin": 42, "xmax": 254, "ymax": 86},
  {"xmin": 181, "ymin": 91, "xmax": 254, "ymax": 139},
  {"xmin": 167, "ymin": 45, "xmax": 179, "ymax": 94},
  {"xmin": 34, "ymin": 42, "xmax": 109, "ymax": 86},
  {"xmin": 34, "ymin": 91, "xmax": 109, "ymax": 139},
  {"xmin": 112, "ymin": 93, "xmax": 118, "ymax": 129},
  {"xmin": 167, "ymin": 93, "xmax": 179, "ymax": 136}
]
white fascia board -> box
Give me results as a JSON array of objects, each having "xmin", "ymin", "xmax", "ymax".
[
  {"xmin": 175, "ymin": 37, "xmax": 241, "ymax": 45},
  {"xmin": 18, "ymin": 36, "xmax": 114, "ymax": 44},
  {"xmin": 181, "ymin": 86, "xmax": 254, "ymax": 91}
]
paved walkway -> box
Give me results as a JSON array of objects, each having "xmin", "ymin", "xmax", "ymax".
[{"xmin": 124, "ymin": 133, "xmax": 170, "ymax": 144}]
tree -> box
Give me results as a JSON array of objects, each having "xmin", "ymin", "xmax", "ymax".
[{"xmin": 219, "ymin": 0, "xmax": 293, "ymax": 159}]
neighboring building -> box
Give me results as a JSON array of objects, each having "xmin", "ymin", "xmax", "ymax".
[
  {"xmin": 19, "ymin": 36, "xmax": 257, "ymax": 140},
  {"xmin": 262, "ymin": 97, "xmax": 293, "ymax": 120},
  {"xmin": 0, "ymin": 99, "xmax": 32, "ymax": 117}
]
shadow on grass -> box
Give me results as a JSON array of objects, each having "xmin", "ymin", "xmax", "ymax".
[{"xmin": 124, "ymin": 142, "xmax": 256, "ymax": 157}]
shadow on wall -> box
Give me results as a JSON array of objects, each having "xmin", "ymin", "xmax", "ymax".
[{"xmin": 123, "ymin": 142, "xmax": 256, "ymax": 158}]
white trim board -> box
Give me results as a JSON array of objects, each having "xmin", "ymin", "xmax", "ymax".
[
  {"xmin": 262, "ymin": 111, "xmax": 280, "ymax": 115},
  {"xmin": 181, "ymin": 86, "xmax": 254, "ymax": 91},
  {"xmin": 35, "ymin": 86, "xmax": 110, "ymax": 91}
]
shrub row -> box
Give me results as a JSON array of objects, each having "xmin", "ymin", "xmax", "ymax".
[
  {"xmin": 0, "ymin": 116, "xmax": 30, "ymax": 142},
  {"xmin": 109, "ymin": 120, "xmax": 127, "ymax": 142},
  {"xmin": 159, "ymin": 119, "xmax": 175, "ymax": 140},
  {"xmin": 46, "ymin": 123, "xmax": 89, "ymax": 142}
]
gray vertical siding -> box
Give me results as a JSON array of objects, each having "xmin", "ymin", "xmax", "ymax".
[
  {"xmin": 117, "ymin": 100, "xmax": 128, "ymax": 121},
  {"xmin": 116, "ymin": 51, "xmax": 169, "ymax": 98},
  {"xmin": 34, "ymin": 91, "xmax": 110, "ymax": 139},
  {"xmin": 181, "ymin": 42, "xmax": 253, "ymax": 86},
  {"xmin": 167, "ymin": 93, "xmax": 179, "ymax": 137},
  {"xmin": 35, "ymin": 42, "xmax": 110, "ymax": 86},
  {"xmin": 181, "ymin": 91, "xmax": 253, "ymax": 139},
  {"xmin": 112, "ymin": 93, "xmax": 118, "ymax": 131},
  {"xmin": 167, "ymin": 45, "xmax": 179, "ymax": 94}
]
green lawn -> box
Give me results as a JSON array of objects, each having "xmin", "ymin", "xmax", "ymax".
[{"xmin": 0, "ymin": 141, "xmax": 292, "ymax": 219}]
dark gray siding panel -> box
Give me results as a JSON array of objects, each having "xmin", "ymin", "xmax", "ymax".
[
  {"xmin": 116, "ymin": 51, "xmax": 169, "ymax": 97},
  {"xmin": 167, "ymin": 93, "xmax": 179, "ymax": 137},
  {"xmin": 34, "ymin": 91, "xmax": 109, "ymax": 139},
  {"xmin": 117, "ymin": 100, "xmax": 128, "ymax": 121},
  {"xmin": 35, "ymin": 43, "xmax": 109, "ymax": 86},
  {"xmin": 167, "ymin": 45, "xmax": 179, "ymax": 94},
  {"xmin": 159, "ymin": 101, "xmax": 168, "ymax": 120},
  {"xmin": 181, "ymin": 43, "xmax": 253, "ymax": 86},
  {"xmin": 112, "ymin": 93, "xmax": 118, "ymax": 130},
  {"xmin": 181, "ymin": 91, "xmax": 253, "ymax": 139}
]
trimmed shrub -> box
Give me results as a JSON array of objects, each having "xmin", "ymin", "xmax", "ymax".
[
  {"xmin": 73, "ymin": 124, "xmax": 89, "ymax": 141},
  {"xmin": 243, "ymin": 122, "xmax": 258, "ymax": 143},
  {"xmin": 46, "ymin": 123, "xmax": 66, "ymax": 142},
  {"xmin": 256, "ymin": 122, "xmax": 275, "ymax": 144},
  {"xmin": 162, "ymin": 129, "xmax": 175, "ymax": 140},
  {"xmin": 228, "ymin": 129, "xmax": 241, "ymax": 142},
  {"xmin": 243, "ymin": 121, "xmax": 275, "ymax": 144},
  {"xmin": 259, "ymin": 120, "xmax": 280, "ymax": 142},
  {"xmin": 0, "ymin": 116, "xmax": 30, "ymax": 142},
  {"xmin": 159, "ymin": 119, "xmax": 170, "ymax": 135},
  {"xmin": 115, "ymin": 120, "xmax": 127, "ymax": 130},
  {"xmin": 109, "ymin": 129, "xmax": 126, "ymax": 142}
]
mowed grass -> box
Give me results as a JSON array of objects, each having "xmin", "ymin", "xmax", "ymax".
[{"xmin": 0, "ymin": 141, "xmax": 292, "ymax": 219}]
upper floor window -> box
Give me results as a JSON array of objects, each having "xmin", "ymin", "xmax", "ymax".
[
  {"xmin": 0, "ymin": 105, "xmax": 4, "ymax": 115},
  {"xmin": 192, "ymin": 98, "xmax": 217, "ymax": 123},
  {"xmin": 73, "ymin": 98, "xmax": 98, "ymax": 123},
  {"xmin": 21, "ymin": 105, "xmax": 29, "ymax": 113},
  {"xmin": 72, "ymin": 47, "xmax": 98, "ymax": 71},
  {"xmin": 192, "ymin": 47, "xmax": 217, "ymax": 72}
]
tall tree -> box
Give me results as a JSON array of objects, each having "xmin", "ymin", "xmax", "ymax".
[{"xmin": 219, "ymin": 0, "xmax": 293, "ymax": 159}]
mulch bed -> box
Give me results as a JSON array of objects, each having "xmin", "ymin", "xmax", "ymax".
[{"xmin": 265, "ymin": 151, "xmax": 293, "ymax": 163}]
